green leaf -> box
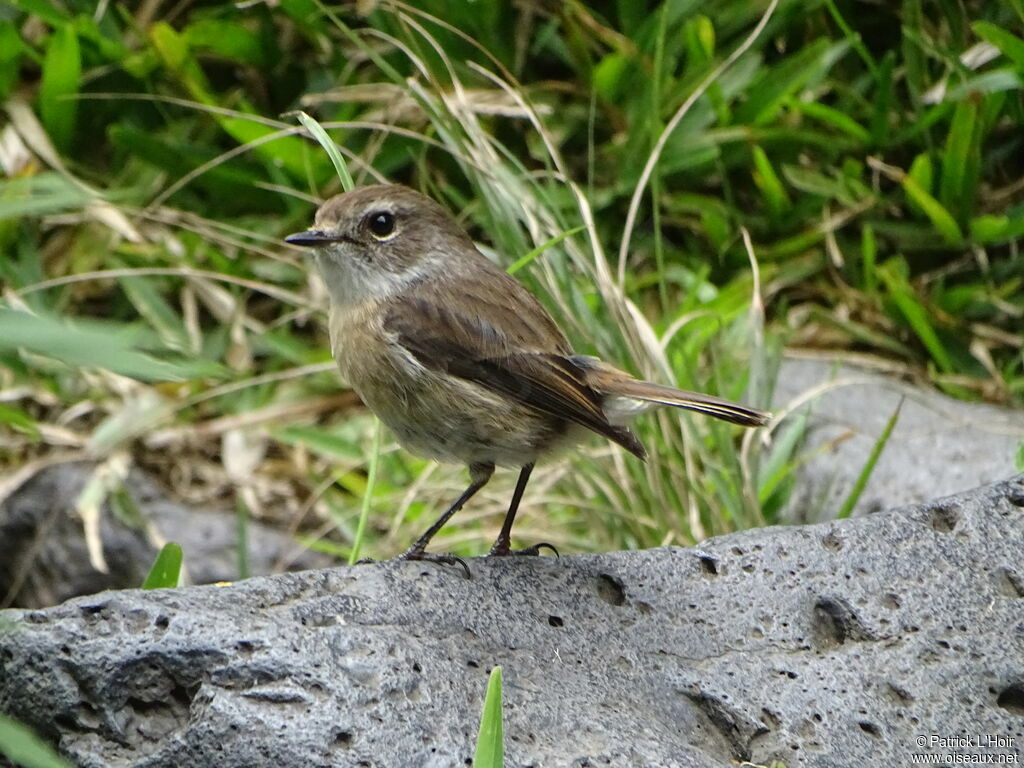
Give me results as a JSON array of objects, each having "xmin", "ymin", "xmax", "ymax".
[
  {"xmin": 272, "ymin": 424, "xmax": 365, "ymax": 462},
  {"xmin": 869, "ymin": 52, "xmax": 896, "ymax": 146},
  {"xmin": 683, "ymin": 14, "xmax": 716, "ymax": 63},
  {"xmin": 71, "ymin": 15, "xmax": 128, "ymax": 62},
  {"xmin": 751, "ymin": 146, "xmax": 791, "ymax": 218},
  {"xmin": 0, "ymin": 309, "xmax": 222, "ymax": 381},
  {"xmin": 939, "ymin": 99, "xmax": 979, "ymax": 223},
  {"xmin": 900, "ymin": 2, "xmax": 927, "ymax": 105},
  {"xmin": 279, "ymin": 0, "xmax": 322, "ymax": 33},
  {"xmin": 945, "ymin": 69, "xmax": 1024, "ymax": 100},
  {"xmin": 295, "ymin": 111, "xmax": 354, "ymax": 192},
  {"xmin": 906, "ymin": 153, "xmax": 933, "ymax": 193},
  {"xmin": 0, "ymin": 714, "xmax": 73, "ymax": 768},
  {"xmin": 0, "ymin": 403, "xmax": 40, "ymax": 440},
  {"xmin": 0, "ymin": 22, "xmax": 25, "ymax": 100},
  {"xmin": 758, "ymin": 409, "xmax": 809, "ymax": 503},
  {"xmin": 506, "ymin": 226, "xmax": 585, "ymax": 275},
  {"xmin": 593, "ymin": 53, "xmax": 629, "ymax": 103},
  {"xmin": 970, "ymin": 213, "xmax": 1024, "ymax": 244},
  {"xmin": 142, "ymin": 543, "xmax": 183, "ymax": 589},
  {"xmin": 701, "ymin": 209, "xmax": 730, "ymax": 251},
  {"xmin": 150, "ymin": 23, "xmax": 312, "ymax": 181},
  {"xmin": 0, "ymin": 173, "xmax": 91, "ymax": 221},
  {"xmin": 877, "ymin": 261, "xmax": 954, "ymax": 372},
  {"xmin": 904, "ymin": 153, "xmax": 933, "ymax": 218},
  {"xmin": 38, "ymin": 24, "xmax": 81, "ymax": 152},
  {"xmin": 781, "ymin": 165, "xmax": 862, "ymax": 206},
  {"xmin": 106, "ymin": 126, "xmax": 274, "ymax": 206},
  {"xmin": 973, "ymin": 21, "xmax": 1024, "ymax": 70},
  {"xmin": 349, "ymin": 420, "xmax": 381, "ymax": 565},
  {"xmin": 735, "ymin": 40, "xmax": 851, "ymax": 126},
  {"xmin": 615, "ymin": 0, "xmax": 644, "ymax": 33},
  {"xmin": 473, "ymin": 666, "xmax": 504, "ymax": 768},
  {"xmin": 183, "ymin": 19, "xmax": 266, "ymax": 66},
  {"xmin": 791, "ymin": 100, "xmax": 870, "ymax": 143},
  {"xmin": 115, "ymin": 265, "xmax": 192, "ymax": 352},
  {"xmin": 1016, "ymin": 442, "xmax": 1024, "ymax": 473},
  {"xmin": 236, "ymin": 498, "xmax": 250, "ymax": 580},
  {"xmin": 900, "ymin": 173, "xmax": 963, "ymax": 245},
  {"xmin": 837, "ymin": 400, "xmax": 901, "ymax": 519},
  {"xmin": 218, "ymin": 116, "xmax": 313, "ymax": 181},
  {"xmin": 861, "ymin": 223, "xmax": 877, "ymax": 295},
  {"xmin": 149, "ymin": 21, "xmax": 213, "ymax": 102}
]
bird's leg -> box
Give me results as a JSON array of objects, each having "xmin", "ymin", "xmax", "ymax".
[
  {"xmin": 397, "ymin": 462, "xmax": 494, "ymax": 576},
  {"xmin": 487, "ymin": 464, "xmax": 558, "ymax": 557}
]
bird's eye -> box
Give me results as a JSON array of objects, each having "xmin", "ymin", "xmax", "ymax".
[{"xmin": 367, "ymin": 211, "xmax": 396, "ymax": 239}]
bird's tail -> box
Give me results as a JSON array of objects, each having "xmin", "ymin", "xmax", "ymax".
[{"xmin": 574, "ymin": 357, "xmax": 770, "ymax": 428}]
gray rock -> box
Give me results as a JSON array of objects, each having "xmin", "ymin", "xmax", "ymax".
[
  {"xmin": 0, "ymin": 462, "xmax": 333, "ymax": 608},
  {"xmin": 774, "ymin": 358, "xmax": 1024, "ymax": 521},
  {"xmin": 2, "ymin": 476, "xmax": 1023, "ymax": 767}
]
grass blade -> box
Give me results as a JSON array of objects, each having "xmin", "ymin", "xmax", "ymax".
[
  {"xmin": 0, "ymin": 403, "xmax": 40, "ymax": 440},
  {"xmin": 939, "ymin": 99, "xmax": 979, "ymax": 223},
  {"xmin": 0, "ymin": 173, "xmax": 91, "ymax": 220},
  {"xmin": 900, "ymin": 174, "xmax": 963, "ymax": 245},
  {"xmin": 869, "ymin": 51, "xmax": 895, "ymax": 147},
  {"xmin": 860, "ymin": 223, "xmax": 877, "ymax": 296},
  {"xmin": 294, "ymin": 111, "xmax": 354, "ymax": 192},
  {"xmin": 473, "ymin": 666, "xmax": 504, "ymax": 768},
  {"xmin": 0, "ymin": 714, "xmax": 73, "ymax": 768},
  {"xmin": 115, "ymin": 263, "xmax": 192, "ymax": 352},
  {"xmin": 141, "ymin": 543, "xmax": 183, "ymax": 589},
  {"xmin": 0, "ymin": 309, "xmax": 222, "ymax": 381},
  {"xmin": 506, "ymin": 226, "xmax": 585, "ymax": 275},
  {"xmin": 751, "ymin": 145, "xmax": 791, "ymax": 218},
  {"xmin": 236, "ymin": 497, "xmax": 250, "ymax": 580},
  {"xmin": 348, "ymin": 419, "xmax": 381, "ymax": 565},
  {"xmin": 878, "ymin": 261, "xmax": 954, "ymax": 372},
  {"xmin": 0, "ymin": 22, "xmax": 25, "ymax": 100},
  {"xmin": 38, "ymin": 23, "xmax": 80, "ymax": 152},
  {"xmin": 837, "ymin": 399, "xmax": 902, "ymax": 518},
  {"xmin": 791, "ymin": 100, "xmax": 871, "ymax": 143},
  {"xmin": 973, "ymin": 21, "xmax": 1024, "ymax": 69}
]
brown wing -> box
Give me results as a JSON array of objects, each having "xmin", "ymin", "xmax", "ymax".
[{"xmin": 384, "ymin": 279, "xmax": 646, "ymax": 460}]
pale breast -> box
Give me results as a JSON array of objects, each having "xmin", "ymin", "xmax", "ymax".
[{"xmin": 327, "ymin": 301, "xmax": 566, "ymax": 467}]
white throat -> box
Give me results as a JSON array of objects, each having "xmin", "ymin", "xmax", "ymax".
[{"xmin": 312, "ymin": 250, "xmax": 431, "ymax": 308}]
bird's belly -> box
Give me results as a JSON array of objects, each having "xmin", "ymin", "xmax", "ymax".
[{"xmin": 336, "ymin": 334, "xmax": 565, "ymax": 468}]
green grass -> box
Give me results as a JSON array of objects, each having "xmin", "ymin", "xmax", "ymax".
[
  {"xmin": 141, "ymin": 542, "xmax": 184, "ymax": 589},
  {"xmin": 0, "ymin": 0, "xmax": 1021, "ymax": 567},
  {"xmin": 473, "ymin": 666, "xmax": 504, "ymax": 768},
  {"xmin": 0, "ymin": 714, "xmax": 73, "ymax": 768}
]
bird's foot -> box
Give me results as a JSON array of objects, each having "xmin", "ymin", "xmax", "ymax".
[
  {"xmin": 486, "ymin": 541, "xmax": 559, "ymax": 558},
  {"xmin": 396, "ymin": 548, "xmax": 472, "ymax": 579}
]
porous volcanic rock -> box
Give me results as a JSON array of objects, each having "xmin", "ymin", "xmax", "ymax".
[{"xmin": 2, "ymin": 476, "xmax": 1023, "ymax": 766}]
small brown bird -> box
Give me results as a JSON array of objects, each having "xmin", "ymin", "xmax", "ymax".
[{"xmin": 286, "ymin": 185, "xmax": 769, "ymax": 568}]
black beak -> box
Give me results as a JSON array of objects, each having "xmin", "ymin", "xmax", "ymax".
[{"xmin": 284, "ymin": 230, "xmax": 345, "ymax": 246}]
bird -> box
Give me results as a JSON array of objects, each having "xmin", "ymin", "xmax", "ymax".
[{"xmin": 285, "ymin": 184, "xmax": 769, "ymax": 570}]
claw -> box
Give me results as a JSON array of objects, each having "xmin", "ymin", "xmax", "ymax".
[
  {"xmin": 522, "ymin": 542, "xmax": 559, "ymax": 558},
  {"xmin": 487, "ymin": 541, "xmax": 559, "ymax": 558},
  {"xmin": 397, "ymin": 550, "xmax": 472, "ymax": 579}
]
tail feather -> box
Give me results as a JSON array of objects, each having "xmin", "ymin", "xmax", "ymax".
[
  {"xmin": 605, "ymin": 380, "xmax": 770, "ymax": 427},
  {"xmin": 573, "ymin": 357, "xmax": 770, "ymax": 428}
]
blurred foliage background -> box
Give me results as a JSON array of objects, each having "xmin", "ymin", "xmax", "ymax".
[{"xmin": 1, "ymin": 0, "xmax": 1022, "ymax": 570}]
